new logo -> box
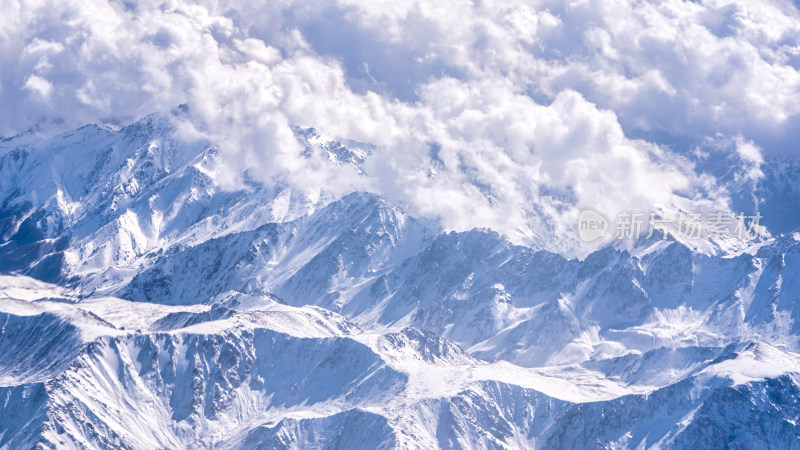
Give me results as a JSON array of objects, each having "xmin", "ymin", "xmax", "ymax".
[{"xmin": 578, "ymin": 209, "xmax": 608, "ymax": 242}]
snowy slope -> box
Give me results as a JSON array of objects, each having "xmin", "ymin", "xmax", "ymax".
[
  {"xmin": 2, "ymin": 276, "xmax": 799, "ymax": 449},
  {"xmin": 1, "ymin": 115, "xmax": 800, "ymax": 448}
]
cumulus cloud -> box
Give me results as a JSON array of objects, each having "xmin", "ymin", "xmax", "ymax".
[
  {"xmin": 1, "ymin": 0, "xmax": 795, "ymax": 253},
  {"xmin": 331, "ymin": 0, "xmax": 800, "ymax": 151}
]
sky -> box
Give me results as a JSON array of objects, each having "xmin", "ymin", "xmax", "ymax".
[{"xmin": 2, "ymin": 0, "xmax": 799, "ymax": 252}]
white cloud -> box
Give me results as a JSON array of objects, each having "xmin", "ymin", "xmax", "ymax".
[
  {"xmin": 319, "ymin": 0, "xmax": 800, "ymax": 153},
  {"xmin": 1, "ymin": 0, "xmax": 795, "ymax": 253},
  {"xmin": 735, "ymin": 136, "xmax": 765, "ymax": 183},
  {"xmin": 23, "ymin": 74, "xmax": 53, "ymax": 101}
]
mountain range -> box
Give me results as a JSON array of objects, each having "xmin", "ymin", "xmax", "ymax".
[{"xmin": 1, "ymin": 113, "xmax": 799, "ymax": 448}]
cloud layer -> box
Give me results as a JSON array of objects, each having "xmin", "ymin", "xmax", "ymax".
[{"xmin": 2, "ymin": 0, "xmax": 797, "ymax": 252}]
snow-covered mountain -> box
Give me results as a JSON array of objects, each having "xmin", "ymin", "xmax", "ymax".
[{"xmin": 1, "ymin": 115, "xmax": 799, "ymax": 448}]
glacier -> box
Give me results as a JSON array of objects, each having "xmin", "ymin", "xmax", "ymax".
[{"xmin": 1, "ymin": 114, "xmax": 799, "ymax": 448}]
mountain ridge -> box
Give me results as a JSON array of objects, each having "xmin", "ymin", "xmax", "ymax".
[{"xmin": 1, "ymin": 114, "xmax": 799, "ymax": 448}]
